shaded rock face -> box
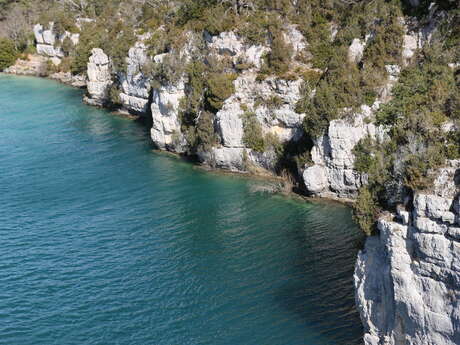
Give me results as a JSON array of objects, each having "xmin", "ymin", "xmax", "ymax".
[
  {"xmin": 355, "ymin": 160, "xmax": 460, "ymax": 345},
  {"xmin": 84, "ymin": 48, "xmax": 112, "ymax": 106},
  {"xmin": 302, "ymin": 104, "xmax": 385, "ymax": 200},
  {"xmin": 33, "ymin": 23, "xmax": 79, "ymax": 64}
]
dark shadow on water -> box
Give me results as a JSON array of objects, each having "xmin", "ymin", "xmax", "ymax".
[{"xmin": 272, "ymin": 221, "xmax": 364, "ymax": 345}]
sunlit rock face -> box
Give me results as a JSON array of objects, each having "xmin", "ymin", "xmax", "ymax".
[
  {"xmin": 33, "ymin": 23, "xmax": 79, "ymax": 65},
  {"xmin": 84, "ymin": 48, "xmax": 112, "ymax": 106},
  {"xmin": 355, "ymin": 160, "xmax": 460, "ymax": 345},
  {"xmin": 302, "ymin": 104, "xmax": 386, "ymax": 200}
]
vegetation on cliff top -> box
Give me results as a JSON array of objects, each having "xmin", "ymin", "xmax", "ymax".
[{"xmin": 0, "ymin": 0, "xmax": 459, "ymax": 235}]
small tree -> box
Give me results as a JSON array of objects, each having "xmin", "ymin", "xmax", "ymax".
[
  {"xmin": 0, "ymin": 38, "xmax": 17, "ymax": 71},
  {"xmin": 242, "ymin": 112, "xmax": 265, "ymax": 152},
  {"xmin": 353, "ymin": 187, "xmax": 378, "ymax": 236}
]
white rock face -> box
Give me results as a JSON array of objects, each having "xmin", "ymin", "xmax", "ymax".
[
  {"xmin": 348, "ymin": 38, "xmax": 365, "ymax": 64},
  {"xmin": 210, "ymin": 72, "xmax": 306, "ymax": 172},
  {"xmin": 119, "ymin": 37, "xmax": 152, "ymax": 114},
  {"xmin": 33, "ymin": 23, "xmax": 79, "ymax": 61},
  {"xmin": 303, "ymin": 104, "xmax": 386, "ymax": 199},
  {"xmin": 209, "ymin": 31, "xmax": 244, "ymax": 56},
  {"xmin": 283, "ymin": 24, "xmax": 307, "ymax": 55},
  {"xmin": 402, "ymin": 34, "xmax": 418, "ymax": 64},
  {"xmin": 84, "ymin": 48, "xmax": 112, "ymax": 106},
  {"xmin": 209, "ymin": 147, "xmax": 245, "ymax": 172},
  {"xmin": 216, "ymin": 101, "xmax": 245, "ymax": 148},
  {"xmin": 150, "ymin": 81, "xmax": 187, "ymax": 152},
  {"xmin": 355, "ymin": 160, "xmax": 460, "ymax": 345},
  {"xmin": 207, "ymin": 31, "xmax": 269, "ymax": 69}
]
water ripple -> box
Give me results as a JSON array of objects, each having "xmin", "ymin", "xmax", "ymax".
[{"xmin": 0, "ymin": 75, "xmax": 363, "ymax": 345}]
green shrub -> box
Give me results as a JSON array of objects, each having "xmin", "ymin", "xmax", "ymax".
[
  {"xmin": 241, "ymin": 112, "xmax": 265, "ymax": 152},
  {"xmin": 0, "ymin": 38, "xmax": 17, "ymax": 71},
  {"xmin": 108, "ymin": 84, "xmax": 122, "ymax": 108},
  {"xmin": 71, "ymin": 23, "xmax": 104, "ymax": 75},
  {"xmin": 205, "ymin": 72, "xmax": 236, "ymax": 111},
  {"xmin": 353, "ymin": 187, "xmax": 378, "ymax": 236},
  {"xmin": 60, "ymin": 36, "xmax": 74, "ymax": 57},
  {"xmin": 304, "ymin": 13, "xmax": 334, "ymax": 70},
  {"xmin": 353, "ymin": 137, "xmax": 376, "ymax": 174},
  {"xmin": 403, "ymin": 154, "xmax": 435, "ymax": 191},
  {"xmin": 196, "ymin": 111, "xmax": 217, "ymax": 151},
  {"xmin": 263, "ymin": 29, "xmax": 293, "ymax": 76}
]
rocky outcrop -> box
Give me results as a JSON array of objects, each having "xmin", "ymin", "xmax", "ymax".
[
  {"xmin": 355, "ymin": 160, "xmax": 460, "ymax": 345},
  {"xmin": 149, "ymin": 29, "xmax": 307, "ymax": 172},
  {"xmin": 206, "ymin": 31, "xmax": 269, "ymax": 69},
  {"xmin": 84, "ymin": 48, "xmax": 112, "ymax": 106},
  {"xmin": 348, "ymin": 38, "xmax": 365, "ymax": 64},
  {"xmin": 119, "ymin": 35, "xmax": 152, "ymax": 115},
  {"xmin": 33, "ymin": 23, "xmax": 79, "ymax": 65},
  {"xmin": 49, "ymin": 72, "xmax": 86, "ymax": 88},
  {"xmin": 302, "ymin": 104, "xmax": 385, "ymax": 200},
  {"xmin": 205, "ymin": 72, "xmax": 305, "ymax": 172},
  {"xmin": 150, "ymin": 80, "xmax": 187, "ymax": 152}
]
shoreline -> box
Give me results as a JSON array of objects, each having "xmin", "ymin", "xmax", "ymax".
[{"xmin": 1, "ymin": 70, "xmax": 356, "ymax": 210}]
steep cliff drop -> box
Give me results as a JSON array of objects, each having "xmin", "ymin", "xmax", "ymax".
[{"xmin": 355, "ymin": 161, "xmax": 460, "ymax": 345}]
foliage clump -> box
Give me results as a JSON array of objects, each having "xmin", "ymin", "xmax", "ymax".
[
  {"xmin": 241, "ymin": 112, "xmax": 265, "ymax": 152},
  {"xmin": 0, "ymin": 38, "xmax": 17, "ymax": 70},
  {"xmin": 353, "ymin": 187, "xmax": 378, "ymax": 236}
]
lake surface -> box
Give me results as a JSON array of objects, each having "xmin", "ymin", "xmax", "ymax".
[{"xmin": 0, "ymin": 74, "xmax": 363, "ymax": 345}]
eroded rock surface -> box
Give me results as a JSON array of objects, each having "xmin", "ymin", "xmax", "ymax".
[
  {"xmin": 119, "ymin": 35, "xmax": 152, "ymax": 115},
  {"xmin": 150, "ymin": 80, "xmax": 187, "ymax": 153},
  {"xmin": 84, "ymin": 48, "xmax": 112, "ymax": 106},
  {"xmin": 355, "ymin": 161, "xmax": 460, "ymax": 345},
  {"xmin": 33, "ymin": 23, "xmax": 79, "ymax": 64},
  {"xmin": 302, "ymin": 104, "xmax": 385, "ymax": 200}
]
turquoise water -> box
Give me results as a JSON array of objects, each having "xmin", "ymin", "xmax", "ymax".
[{"xmin": 0, "ymin": 74, "xmax": 363, "ymax": 345}]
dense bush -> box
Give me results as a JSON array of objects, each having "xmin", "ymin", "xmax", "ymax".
[
  {"xmin": 297, "ymin": 48, "xmax": 363, "ymax": 139},
  {"xmin": 263, "ymin": 29, "xmax": 293, "ymax": 76},
  {"xmin": 196, "ymin": 111, "xmax": 217, "ymax": 151},
  {"xmin": 0, "ymin": 38, "xmax": 17, "ymax": 70},
  {"xmin": 205, "ymin": 72, "xmax": 236, "ymax": 111},
  {"xmin": 353, "ymin": 187, "xmax": 378, "ymax": 236},
  {"xmin": 241, "ymin": 112, "xmax": 265, "ymax": 152}
]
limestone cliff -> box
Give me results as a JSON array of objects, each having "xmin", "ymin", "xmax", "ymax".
[
  {"xmin": 355, "ymin": 161, "xmax": 460, "ymax": 345},
  {"xmin": 302, "ymin": 104, "xmax": 386, "ymax": 200},
  {"xmin": 84, "ymin": 48, "xmax": 112, "ymax": 106},
  {"xmin": 33, "ymin": 23, "xmax": 79, "ymax": 65}
]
